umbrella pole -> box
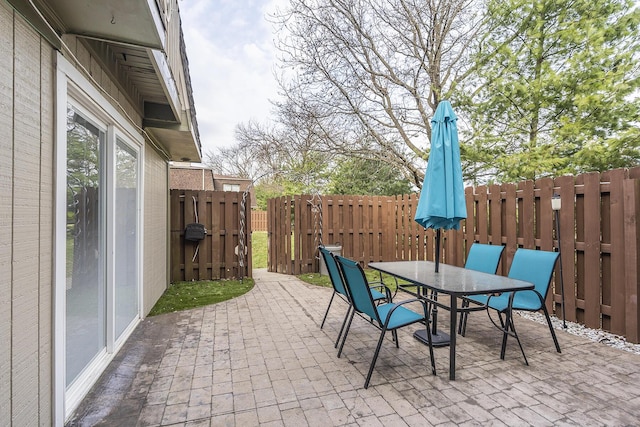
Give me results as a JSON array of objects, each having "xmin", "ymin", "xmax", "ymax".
[
  {"xmin": 432, "ymin": 229, "xmax": 441, "ymax": 334},
  {"xmin": 435, "ymin": 229, "xmax": 441, "ymax": 273},
  {"xmin": 414, "ymin": 229, "xmax": 450, "ymax": 347}
]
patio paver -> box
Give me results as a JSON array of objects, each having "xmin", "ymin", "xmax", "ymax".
[{"xmin": 66, "ymin": 268, "xmax": 640, "ymax": 426}]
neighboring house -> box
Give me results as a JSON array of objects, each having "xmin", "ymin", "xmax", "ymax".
[
  {"xmin": 1, "ymin": 1, "xmax": 200, "ymax": 425},
  {"xmin": 213, "ymin": 173, "xmax": 257, "ymax": 208},
  {"xmin": 169, "ymin": 166, "xmax": 258, "ymax": 208},
  {"xmin": 169, "ymin": 163, "xmax": 215, "ymax": 190}
]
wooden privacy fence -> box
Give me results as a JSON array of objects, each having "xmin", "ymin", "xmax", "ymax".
[
  {"xmin": 170, "ymin": 190, "xmax": 252, "ymax": 281},
  {"xmin": 251, "ymin": 210, "xmax": 268, "ymax": 232},
  {"xmin": 267, "ymin": 167, "xmax": 640, "ymax": 342}
]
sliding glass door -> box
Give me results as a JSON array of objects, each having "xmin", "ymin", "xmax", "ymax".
[
  {"xmin": 57, "ymin": 60, "xmax": 145, "ymax": 422},
  {"xmin": 64, "ymin": 106, "xmax": 141, "ymax": 391},
  {"xmin": 115, "ymin": 140, "xmax": 139, "ymax": 339},
  {"xmin": 65, "ymin": 109, "xmax": 106, "ymax": 386}
]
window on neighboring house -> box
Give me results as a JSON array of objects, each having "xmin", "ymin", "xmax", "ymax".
[{"xmin": 223, "ymin": 183, "xmax": 241, "ymax": 192}]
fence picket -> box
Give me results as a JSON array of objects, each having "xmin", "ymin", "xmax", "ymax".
[
  {"xmin": 605, "ymin": 169, "xmax": 625, "ymax": 334},
  {"xmin": 556, "ymin": 175, "xmax": 577, "ymax": 323},
  {"xmin": 504, "ymin": 183, "xmax": 518, "ymax": 268},
  {"xmin": 488, "ymin": 184, "xmax": 502, "ymax": 256},
  {"xmin": 623, "ymin": 178, "xmax": 639, "ymax": 342},
  {"xmin": 583, "ymin": 173, "xmax": 602, "ymax": 329},
  {"xmin": 475, "ymin": 184, "xmax": 486, "ymax": 242},
  {"xmin": 251, "ymin": 210, "xmax": 268, "ymax": 232},
  {"xmin": 519, "ymin": 180, "xmax": 535, "ymax": 249}
]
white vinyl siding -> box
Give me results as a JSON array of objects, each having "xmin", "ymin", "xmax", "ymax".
[
  {"xmin": 0, "ymin": 4, "xmax": 55, "ymax": 425},
  {"xmin": 143, "ymin": 146, "xmax": 170, "ymax": 315}
]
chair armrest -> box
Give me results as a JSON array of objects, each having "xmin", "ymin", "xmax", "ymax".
[
  {"xmin": 484, "ymin": 292, "xmax": 513, "ymax": 332},
  {"xmin": 487, "ymin": 289, "xmax": 545, "ymax": 313},
  {"xmin": 368, "ymin": 271, "xmax": 399, "ymax": 300},
  {"xmin": 381, "ymin": 298, "xmax": 429, "ymax": 327},
  {"xmin": 368, "ymin": 283, "xmax": 393, "ymax": 301}
]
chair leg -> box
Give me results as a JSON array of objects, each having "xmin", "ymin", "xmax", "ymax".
[
  {"xmin": 337, "ymin": 310, "xmax": 355, "ymax": 358},
  {"xmin": 497, "ymin": 312, "xmax": 506, "ymax": 329},
  {"xmin": 498, "ymin": 311, "xmax": 509, "ymax": 358},
  {"xmin": 458, "ymin": 299, "xmax": 469, "ymax": 336},
  {"xmin": 424, "ymin": 320, "xmax": 436, "ymax": 375},
  {"xmin": 320, "ymin": 292, "xmax": 336, "ymax": 329},
  {"xmin": 500, "ymin": 312, "xmax": 529, "ymax": 366},
  {"xmin": 335, "ymin": 306, "xmax": 352, "ymax": 348},
  {"xmin": 512, "ymin": 318, "xmax": 528, "ymax": 365},
  {"xmin": 499, "ymin": 312, "xmax": 509, "ymax": 360},
  {"xmin": 541, "ymin": 305, "xmax": 561, "ymax": 353},
  {"xmin": 364, "ymin": 328, "xmax": 388, "ymax": 389}
]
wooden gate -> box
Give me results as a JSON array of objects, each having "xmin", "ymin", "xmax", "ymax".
[{"xmin": 170, "ymin": 190, "xmax": 252, "ymax": 281}]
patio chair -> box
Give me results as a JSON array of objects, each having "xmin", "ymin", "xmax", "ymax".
[
  {"xmin": 334, "ymin": 255, "xmax": 436, "ymax": 389},
  {"xmin": 464, "ymin": 248, "xmax": 561, "ymax": 364},
  {"xmin": 458, "ymin": 243, "xmax": 506, "ymax": 335},
  {"xmin": 319, "ymin": 247, "xmax": 391, "ymax": 348}
]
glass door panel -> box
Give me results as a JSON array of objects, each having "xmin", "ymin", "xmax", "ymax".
[
  {"xmin": 115, "ymin": 140, "xmax": 139, "ymax": 339},
  {"xmin": 65, "ymin": 108, "xmax": 106, "ymax": 386}
]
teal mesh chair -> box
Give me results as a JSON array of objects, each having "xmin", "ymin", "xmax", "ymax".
[
  {"xmin": 458, "ymin": 243, "xmax": 506, "ymax": 335},
  {"xmin": 319, "ymin": 247, "xmax": 390, "ymax": 348},
  {"xmin": 465, "ymin": 248, "xmax": 561, "ymax": 364},
  {"xmin": 464, "ymin": 243, "xmax": 505, "ymax": 273},
  {"xmin": 335, "ymin": 255, "xmax": 435, "ymax": 389}
]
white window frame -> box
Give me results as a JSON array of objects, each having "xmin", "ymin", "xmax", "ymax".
[
  {"xmin": 54, "ymin": 53, "xmax": 145, "ymax": 425},
  {"xmin": 112, "ymin": 136, "xmax": 143, "ymax": 348}
]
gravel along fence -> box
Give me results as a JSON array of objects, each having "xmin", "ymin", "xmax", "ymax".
[{"xmin": 517, "ymin": 311, "xmax": 640, "ymax": 355}]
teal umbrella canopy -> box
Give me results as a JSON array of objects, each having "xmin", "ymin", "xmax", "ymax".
[{"xmin": 415, "ymin": 100, "xmax": 467, "ymax": 231}]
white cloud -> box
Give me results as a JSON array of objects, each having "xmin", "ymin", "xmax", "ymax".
[
  {"xmin": 243, "ymin": 43, "xmax": 267, "ymax": 61},
  {"xmin": 180, "ymin": 0, "xmax": 282, "ymax": 156}
]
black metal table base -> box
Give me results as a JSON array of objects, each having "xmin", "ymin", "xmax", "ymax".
[{"xmin": 413, "ymin": 329, "xmax": 450, "ymax": 347}]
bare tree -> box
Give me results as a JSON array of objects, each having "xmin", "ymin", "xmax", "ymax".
[
  {"xmin": 234, "ymin": 101, "xmax": 335, "ymax": 194},
  {"xmin": 270, "ymin": 0, "xmax": 485, "ymax": 188},
  {"xmin": 204, "ymin": 100, "xmax": 335, "ymax": 194},
  {"xmin": 203, "ymin": 141, "xmax": 260, "ymax": 179}
]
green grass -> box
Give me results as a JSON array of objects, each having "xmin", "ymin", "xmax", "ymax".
[
  {"xmin": 296, "ymin": 272, "xmax": 333, "ymax": 288},
  {"xmin": 148, "ymin": 278, "xmax": 254, "ymax": 316},
  {"xmin": 252, "ymin": 231, "xmax": 268, "ymax": 268},
  {"xmin": 296, "ymin": 269, "xmax": 411, "ymax": 292}
]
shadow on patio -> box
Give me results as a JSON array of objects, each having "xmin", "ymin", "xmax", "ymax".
[{"xmin": 67, "ymin": 269, "xmax": 640, "ymax": 426}]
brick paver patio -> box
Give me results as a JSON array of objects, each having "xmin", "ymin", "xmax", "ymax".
[{"xmin": 67, "ymin": 269, "xmax": 640, "ymax": 426}]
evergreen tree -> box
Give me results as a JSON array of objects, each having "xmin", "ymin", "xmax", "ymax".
[
  {"xmin": 460, "ymin": 0, "xmax": 640, "ymax": 182},
  {"xmin": 327, "ymin": 157, "xmax": 413, "ymax": 196}
]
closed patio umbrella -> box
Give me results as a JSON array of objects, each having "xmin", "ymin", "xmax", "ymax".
[
  {"xmin": 414, "ymin": 100, "xmax": 466, "ymax": 345},
  {"xmin": 415, "ymin": 100, "xmax": 466, "ymax": 269}
]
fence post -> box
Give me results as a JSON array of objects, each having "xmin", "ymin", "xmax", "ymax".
[
  {"xmin": 556, "ymin": 175, "xmax": 576, "ymax": 323},
  {"xmin": 606, "ymin": 169, "xmax": 627, "ymax": 335},
  {"xmin": 582, "ymin": 173, "xmax": 602, "ymax": 329},
  {"xmin": 519, "ymin": 180, "xmax": 535, "ymax": 249},
  {"xmin": 474, "ymin": 185, "xmax": 488, "ymax": 243},
  {"xmin": 623, "ymin": 178, "xmax": 639, "ymax": 343},
  {"xmin": 488, "ymin": 184, "xmax": 502, "ymax": 261},
  {"xmin": 504, "ymin": 183, "xmax": 517, "ymax": 268},
  {"xmin": 170, "ymin": 190, "xmax": 184, "ymax": 281}
]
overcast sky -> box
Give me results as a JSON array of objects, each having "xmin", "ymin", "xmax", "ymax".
[{"xmin": 180, "ymin": 0, "xmax": 283, "ymax": 158}]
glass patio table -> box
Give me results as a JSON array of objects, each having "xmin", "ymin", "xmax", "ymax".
[{"xmin": 368, "ymin": 260, "xmax": 534, "ymax": 380}]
